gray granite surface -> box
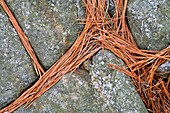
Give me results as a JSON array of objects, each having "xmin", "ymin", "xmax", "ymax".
[
  {"xmin": 0, "ymin": 0, "xmax": 148, "ymax": 112},
  {"xmin": 127, "ymin": 0, "xmax": 170, "ymax": 51},
  {"xmin": 127, "ymin": 0, "xmax": 170, "ymax": 76}
]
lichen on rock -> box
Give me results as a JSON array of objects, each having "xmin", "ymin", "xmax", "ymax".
[{"xmin": 127, "ymin": 0, "xmax": 170, "ymax": 51}]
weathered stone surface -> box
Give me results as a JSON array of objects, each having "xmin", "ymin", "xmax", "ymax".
[
  {"xmin": 6, "ymin": 0, "xmax": 85, "ymax": 69},
  {"xmin": 0, "ymin": 0, "xmax": 84, "ymax": 111},
  {"xmin": 0, "ymin": 5, "xmax": 37, "ymax": 109},
  {"xmin": 127, "ymin": 0, "xmax": 170, "ymax": 51},
  {"xmin": 14, "ymin": 50, "xmax": 148, "ymax": 113},
  {"xmin": 127, "ymin": 0, "xmax": 170, "ymax": 77},
  {"xmin": 89, "ymin": 50, "xmax": 147, "ymax": 113},
  {"xmin": 0, "ymin": 0, "xmax": 147, "ymax": 112},
  {"xmin": 157, "ymin": 60, "xmax": 170, "ymax": 77}
]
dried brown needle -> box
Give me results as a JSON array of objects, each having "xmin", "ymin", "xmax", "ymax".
[{"xmin": 0, "ymin": 0, "xmax": 169, "ymax": 113}]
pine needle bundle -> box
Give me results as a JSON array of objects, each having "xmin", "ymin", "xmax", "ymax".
[{"xmin": 0, "ymin": 0, "xmax": 169, "ymax": 112}]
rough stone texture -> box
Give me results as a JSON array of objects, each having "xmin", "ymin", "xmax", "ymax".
[
  {"xmin": 13, "ymin": 50, "xmax": 147, "ymax": 113},
  {"xmin": 90, "ymin": 50, "xmax": 147, "ymax": 113},
  {"xmin": 127, "ymin": 0, "xmax": 170, "ymax": 51},
  {"xmin": 0, "ymin": 6, "xmax": 37, "ymax": 109},
  {"xmin": 157, "ymin": 60, "xmax": 170, "ymax": 77},
  {"xmin": 0, "ymin": 0, "xmax": 84, "ymax": 110},
  {"xmin": 127, "ymin": 0, "xmax": 170, "ymax": 77},
  {"xmin": 15, "ymin": 73, "xmax": 116, "ymax": 113},
  {"xmin": 5, "ymin": 0, "xmax": 85, "ymax": 69},
  {"xmin": 0, "ymin": 0, "xmax": 147, "ymax": 112}
]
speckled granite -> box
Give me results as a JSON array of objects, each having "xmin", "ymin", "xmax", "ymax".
[
  {"xmin": 0, "ymin": 0, "xmax": 84, "ymax": 110},
  {"xmin": 5, "ymin": 0, "xmax": 85, "ymax": 69},
  {"xmin": 127, "ymin": 0, "xmax": 170, "ymax": 51},
  {"xmin": 0, "ymin": 0, "xmax": 147, "ymax": 112},
  {"xmin": 90, "ymin": 50, "xmax": 147, "ymax": 113},
  {"xmin": 127, "ymin": 0, "xmax": 170, "ymax": 76},
  {"xmin": 13, "ymin": 50, "xmax": 148, "ymax": 113},
  {"xmin": 0, "ymin": 5, "xmax": 37, "ymax": 109}
]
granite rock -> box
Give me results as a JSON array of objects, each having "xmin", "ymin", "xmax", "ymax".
[
  {"xmin": 0, "ymin": 0, "xmax": 147, "ymax": 112},
  {"xmin": 127, "ymin": 0, "xmax": 170, "ymax": 51},
  {"xmin": 127, "ymin": 0, "xmax": 170, "ymax": 77},
  {"xmin": 0, "ymin": 5, "xmax": 37, "ymax": 109},
  {"xmin": 89, "ymin": 50, "xmax": 147, "ymax": 113},
  {"xmin": 0, "ymin": 0, "xmax": 84, "ymax": 110},
  {"xmin": 13, "ymin": 50, "xmax": 148, "ymax": 113}
]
